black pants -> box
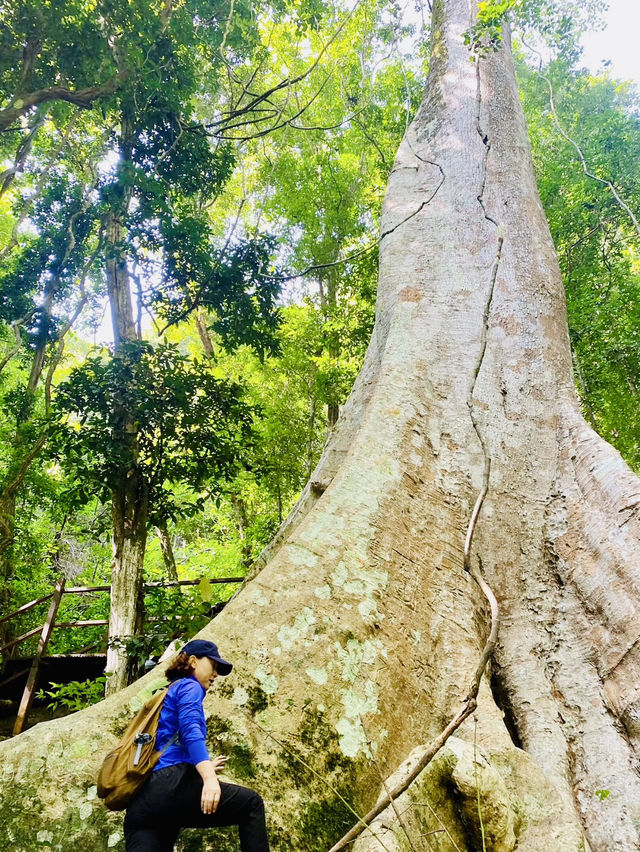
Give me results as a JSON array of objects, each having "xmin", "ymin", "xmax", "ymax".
[{"xmin": 124, "ymin": 763, "xmax": 269, "ymax": 852}]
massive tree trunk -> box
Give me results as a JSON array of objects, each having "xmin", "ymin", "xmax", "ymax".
[{"xmin": 1, "ymin": 0, "xmax": 640, "ymax": 849}]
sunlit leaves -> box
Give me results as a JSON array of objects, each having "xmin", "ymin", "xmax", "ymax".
[
  {"xmin": 54, "ymin": 340, "xmax": 255, "ymax": 520},
  {"xmin": 519, "ymin": 56, "xmax": 640, "ymax": 466},
  {"xmin": 0, "ymin": 171, "xmax": 99, "ymax": 341}
]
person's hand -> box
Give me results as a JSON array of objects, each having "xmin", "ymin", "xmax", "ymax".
[
  {"xmin": 211, "ymin": 755, "xmax": 228, "ymax": 773},
  {"xmin": 201, "ymin": 775, "xmax": 222, "ymax": 814}
]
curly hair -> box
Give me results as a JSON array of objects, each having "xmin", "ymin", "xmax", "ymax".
[{"xmin": 165, "ymin": 651, "xmax": 194, "ymax": 681}]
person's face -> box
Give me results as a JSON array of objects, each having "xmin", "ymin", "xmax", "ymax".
[{"xmin": 190, "ymin": 655, "xmax": 218, "ymax": 690}]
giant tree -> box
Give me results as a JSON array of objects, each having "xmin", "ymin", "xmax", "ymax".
[{"xmin": 1, "ymin": 0, "xmax": 640, "ymax": 850}]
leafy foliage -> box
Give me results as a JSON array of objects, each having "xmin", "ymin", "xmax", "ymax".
[
  {"xmin": 36, "ymin": 676, "xmax": 107, "ymax": 711},
  {"xmin": 152, "ymin": 235, "xmax": 282, "ymax": 353},
  {"xmin": 54, "ymin": 341, "xmax": 255, "ymax": 522},
  {"xmin": 518, "ymin": 56, "xmax": 640, "ymax": 467}
]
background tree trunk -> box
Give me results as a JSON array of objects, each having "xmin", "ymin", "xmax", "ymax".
[
  {"xmin": 0, "ymin": 491, "xmax": 17, "ymax": 650},
  {"xmin": 103, "ymin": 115, "xmax": 149, "ymax": 696},
  {"xmin": 105, "ymin": 476, "xmax": 149, "ymax": 693},
  {"xmin": 318, "ymin": 261, "xmax": 341, "ymax": 427},
  {"xmin": 155, "ymin": 522, "xmax": 179, "ymax": 582},
  {"xmin": 1, "ymin": 1, "xmax": 640, "ymax": 849},
  {"xmin": 0, "ymin": 268, "xmax": 73, "ymax": 648}
]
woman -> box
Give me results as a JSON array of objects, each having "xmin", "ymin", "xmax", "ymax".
[{"xmin": 124, "ymin": 639, "xmax": 269, "ymax": 852}]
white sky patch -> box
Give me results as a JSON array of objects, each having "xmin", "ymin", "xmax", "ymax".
[{"xmin": 580, "ymin": 0, "xmax": 640, "ymax": 89}]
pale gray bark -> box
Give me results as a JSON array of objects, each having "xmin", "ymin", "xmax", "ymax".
[
  {"xmin": 105, "ymin": 211, "xmax": 137, "ymax": 349},
  {"xmin": 196, "ymin": 308, "xmax": 216, "ymax": 358},
  {"xmin": 105, "ymin": 477, "xmax": 148, "ymax": 694}
]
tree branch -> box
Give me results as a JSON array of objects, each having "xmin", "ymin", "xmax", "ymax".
[
  {"xmin": 186, "ymin": 0, "xmax": 361, "ymax": 138},
  {"xmin": 522, "ymin": 36, "xmax": 640, "ymax": 241},
  {"xmin": 0, "ymin": 75, "xmax": 125, "ymax": 133},
  {"xmin": 0, "ymin": 433, "xmax": 49, "ymax": 552},
  {"xmin": 44, "ymin": 233, "xmax": 104, "ymax": 414},
  {"xmin": 0, "ymin": 109, "xmax": 83, "ymax": 263},
  {"xmin": 0, "ymin": 106, "xmax": 46, "ymax": 198},
  {"xmin": 0, "ymin": 322, "xmax": 24, "ymax": 377}
]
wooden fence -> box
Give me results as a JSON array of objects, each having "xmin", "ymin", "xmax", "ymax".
[{"xmin": 0, "ymin": 574, "xmax": 243, "ymax": 735}]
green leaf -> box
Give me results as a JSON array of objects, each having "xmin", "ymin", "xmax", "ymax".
[{"xmin": 198, "ymin": 577, "xmax": 213, "ymax": 602}]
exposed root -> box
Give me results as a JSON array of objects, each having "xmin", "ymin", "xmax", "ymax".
[
  {"xmin": 328, "ymin": 487, "xmax": 500, "ymax": 852},
  {"xmin": 350, "ymin": 737, "xmax": 519, "ymax": 852}
]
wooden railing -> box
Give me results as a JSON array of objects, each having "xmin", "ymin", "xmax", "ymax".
[{"xmin": 1, "ymin": 574, "xmax": 244, "ymax": 735}]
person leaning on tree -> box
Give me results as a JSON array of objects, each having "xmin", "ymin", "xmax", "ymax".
[{"xmin": 124, "ymin": 639, "xmax": 269, "ymax": 852}]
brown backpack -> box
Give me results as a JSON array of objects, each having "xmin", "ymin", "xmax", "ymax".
[{"xmin": 97, "ymin": 685, "xmax": 176, "ymax": 811}]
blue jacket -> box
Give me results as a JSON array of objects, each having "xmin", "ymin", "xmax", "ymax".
[{"xmin": 154, "ymin": 675, "xmax": 210, "ymax": 770}]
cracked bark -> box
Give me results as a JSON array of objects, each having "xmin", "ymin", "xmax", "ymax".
[{"xmin": 2, "ymin": 1, "xmax": 640, "ymax": 849}]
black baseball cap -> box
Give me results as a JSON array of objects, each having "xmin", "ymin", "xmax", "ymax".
[{"xmin": 181, "ymin": 639, "xmax": 233, "ymax": 676}]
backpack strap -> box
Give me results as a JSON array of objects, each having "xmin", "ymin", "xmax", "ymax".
[
  {"xmin": 164, "ymin": 730, "xmax": 181, "ymax": 750},
  {"xmin": 156, "ymin": 680, "xmax": 181, "ymax": 754}
]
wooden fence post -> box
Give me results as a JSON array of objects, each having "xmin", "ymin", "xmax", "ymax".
[{"xmin": 12, "ymin": 576, "xmax": 65, "ymax": 736}]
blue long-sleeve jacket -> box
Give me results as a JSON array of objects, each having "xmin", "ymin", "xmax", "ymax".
[{"xmin": 154, "ymin": 675, "xmax": 210, "ymax": 770}]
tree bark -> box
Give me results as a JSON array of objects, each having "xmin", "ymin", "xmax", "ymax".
[
  {"xmin": 195, "ymin": 308, "xmax": 216, "ymax": 357},
  {"xmin": 230, "ymin": 493, "xmax": 252, "ymax": 573},
  {"xmin": 105, "ymin": 476, "xmax": 149, "ymax": 693},
  {"xmin": 155, "ymin": 521, "xmax": 179, "ymax": 582},
  {"xmin": 105, "ymin": 209, "xmax": 138, "ymax": 349},
  {"xmin": 103, "ymin": 115, "xmax": 149, "ymax": 696},
  {"xmin": 1, "ymin": 1, "xmax": 640, "ymax": 850},
  {"xmin": 0, "ymin": 77, "xmax": 122, "ymax": 133}
]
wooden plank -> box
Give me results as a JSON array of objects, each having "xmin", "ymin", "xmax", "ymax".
[
  {"xmin": 70, "ymin": 639, "xmax": 104, "ymax": 655},
  {"xmin": 143, "ymin": 577, "xmax": 244, "ymax": 588},
  {"xmin": 62, "ymin": 584, "xmax": 111, "ymax": 594},
  {"xmin": 61, "ymin": 577, "xmax": 243, "ymax": 594},
  {"xmin": 1, "ymin": 576, "xmax": 242, "ymax": 658},
  {"xmin": 13, "ymin": 577, "xmax": 65, "ymax": 736},
  {"xmin": 0, "ymin": 593, "xmax": 54, "ymax": 626},
  {"xmin": 0, "ymin": 626, "xmax": 43, "ymax": 654}
]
